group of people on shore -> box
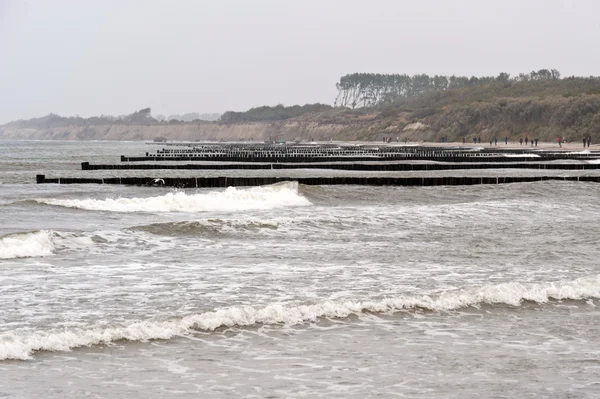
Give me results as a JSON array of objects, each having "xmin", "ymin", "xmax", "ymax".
[
  {"xmin": 461, "ymin": 136, "xmax": 542, "ymax": 147},
  {"xmin": 519, "ymin": 137, "xmax": 539, "ymax": 146},
  {"xmin": 557, "ymin": 136, "xmax": 592, "ymax": 148},
  {"xmin": 521, "ymin": 136, "xmax": 592, "ymax": 148},
  {"xmin": 459, "ymin": 135, "xmax": 594, "ymax": 148},
  {"xmin": 583, "ymin": 136, "xmax": 592, "ymax": 148},
  {"xmin": 462, "ymin": 136, "xmax": 483, "ymax": 144}
]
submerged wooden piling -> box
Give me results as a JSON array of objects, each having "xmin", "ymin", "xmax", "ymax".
[
  {"xmin": 39, "ymin": 144, "xmax": 600, "ymax": 189},
  {"xmin": 34, "ymin": 175, "xmax": 600, "ymax": 188},
  {"xmin": 81, "ymin": 162, "xmax": 600, "ymax": 171},
  {"xmin": 120, "ymin": 143, "xmax": 600, "ymax": 163}
]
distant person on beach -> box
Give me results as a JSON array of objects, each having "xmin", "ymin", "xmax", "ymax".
[
  {"xmin": 504, "ymin": 137, "xmax": 508, "ymax": 145},
  {"xmin": 490, "ymin": 139, "xmax": 493, "ymax": 146},
  {"xmin": 520, "ymin": 138, "xmax": 523, "ymax": 145},
  {"xmin": 584, "ymin": 137, "xmax": 587, "ymax": 148},
  {"xmin": 587, "ymin": 136, "xmax": 592, "ymax": 147},
  {"xmin": 558, "ymin": 137, "xmax": 562, "ymax": 147},
  {"xmin": 473, "ymin": 137, "xmax": 477, "ymax": 144},
  {"xmin": 478, "ymin": 136, "xmax": 481, "ymax": 144},
  {"xmin": 535, "ymin": 138, "xmax": 538, "ymax": 146},
  {"xmin": 494, "ymin": 137, "xmax": 498, "ymax": 146},
  {"xmin": 525, "ymin": 137, "xmax": 528, "ymax": 145}
]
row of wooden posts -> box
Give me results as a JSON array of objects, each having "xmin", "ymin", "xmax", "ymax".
[
  {"xmin": 37, "ymin": 144, "xmax": 600, "ymax": 187},
  {"xmin": 82, "ymin": 162, "xmax": 600, "ymax": 171},
  {"xmin": 134, "ymin": 143, "xmax": 600, "ymax": 163},
  {"xmin": 36, "ymin": 175, "xmax": 600, "ymax": 188},
  {"xmin": 121, "ymin": 153, "xmax": 598, "ymax": 163}
]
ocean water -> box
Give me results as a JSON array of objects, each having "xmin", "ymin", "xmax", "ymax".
[{"xmin": 2, "ymin": 140, "xmax": 600, "ymax": 398}]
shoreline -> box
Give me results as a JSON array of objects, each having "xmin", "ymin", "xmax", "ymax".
[{"xmin": 340, "ymin": 140, "xmax": 598, "ymax": 151}]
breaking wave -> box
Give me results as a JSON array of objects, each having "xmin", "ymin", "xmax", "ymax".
[
  {"xmin": 34, "ymin": 182, "xmax": 311, "ymax": 213},
  {"xmin": 3, "ymin": 275, "xmax": 600, "ymax": 360},
  {"xmin": 132, "ymin": 218, "xmax": 279, "ymax": 237},
  {"xmin": 502, "ymin": 153, "xmax": 541, "ymax": 158},
  {"xmin": 0, "ymin": 230, "xmax": 55, "ymax": 259},
  {"xmin": 0, "ymin": 230, "xmax": 95, "ymax": 259}
]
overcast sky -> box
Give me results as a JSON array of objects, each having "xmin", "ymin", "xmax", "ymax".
[{"xmin": 1, "ymin": 0, "xmax": 599, "ymax": 123}]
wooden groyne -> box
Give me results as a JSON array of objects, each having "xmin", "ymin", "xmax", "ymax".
[
  {"xmin": 82, "ymin": 162, "xmax": 600, "ymax": 171},
  {"xmin": 35, "ymin": 143, "xmax": 600, "ymax": 188},
  {"xmin": 123, "ymin": 143, "xmax": 600, "ymax": 163},
  {"xmin": 36, "ymin": 175, "xmax": 600, "ymax": 188},
  {"xmin": 120, "ymin": 154, "xmax": 599, "ymax": 163}
]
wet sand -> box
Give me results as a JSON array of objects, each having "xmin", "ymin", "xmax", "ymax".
[{"xmin": 352, "ymin": 140, "xmax": 597, "ymax": 151}]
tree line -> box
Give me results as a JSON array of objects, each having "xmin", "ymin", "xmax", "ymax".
[
  {"xmin": 220, "ymin": 103, "xmax": 333, "ymax": 123},
  {"xmin": 427, "ymin": 95, "xmax": 600, "ymax": 141},
  {"xmin": 3, "ymin": 108, "xmax": 221, "ymax": 129},
  {"xmin": 334, "ymin": 69, "xmax": 563, "ymax": 109},
  {"xmin": 4, "ymin": 108, "xmax": 158, "ymax": 129}
]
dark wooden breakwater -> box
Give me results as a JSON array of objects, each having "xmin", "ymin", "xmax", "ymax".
[
  {"xmin": 36, "ymin": 143, "xmax": 600, "ymax": 188},
  {"xmin": 82, "ymin": 161, "xmax": 600, "ymax": 171},
  {"xmin": 129, "ymin": 143, "xmax": 600, "ymax": 163},
  {"xmin": 121, "ymin": 153, "xmax": 599, "ymax": 163},
  {"xmin": 36, "ymin": 175, "xmax": 600, "ymax": 188}
]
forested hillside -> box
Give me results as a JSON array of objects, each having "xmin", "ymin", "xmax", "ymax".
[
  {"xmin": 221, "ymin": 104, "xmax": 333, "ymax": 123},
  {"xmin": 333, "ymin": 69, "xmax": 566, "ymax": 109},
  {"xmin": 3, "ymin": 108, "xmax": 157, "ymax": 129},
  {"xmin": 2, "ymin": 69, "xmax": 600, "ymax": 143},
  {"xmin": 213, "ymin": 69, "xmax": 600, "ymax": 142},
  {"xmin": 323, "ymin": 70, "xmax": 600, "ymax": 142}
]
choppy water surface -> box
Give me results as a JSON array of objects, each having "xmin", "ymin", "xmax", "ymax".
[{"xmin": 1, "ymin": 140, "xmax": 600, "ymax": 398}]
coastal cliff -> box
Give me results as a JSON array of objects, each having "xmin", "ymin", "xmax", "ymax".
[
  {"xmin": 0, "ymin": 111, "xmax": 418, "ymax": 142},
  {"xmin": 0, "ymin": 120, "xmax": 349, "ymax": 142},
  {"xmin": 2, "ymin": 96, "xmax": 599, "ymax": 144},
  {"xmin": 2, "ymin": 74, "xmax": 600, "ymax": 143}
]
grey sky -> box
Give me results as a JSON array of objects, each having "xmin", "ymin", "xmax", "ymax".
[{"xmin": 1, "ymin": 0, "xmax": 599, "ymax": 124}]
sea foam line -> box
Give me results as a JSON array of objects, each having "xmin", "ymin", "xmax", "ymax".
[
  {"xmin": 0, "ymin": 230, "xmax": 55, "ymax": 259},
  {"xmin": 34, "ymin": 181, "xmax": 311, "ymax": 213},
  {"xmin": 2, "ymin": 275, "xmax": 600, "ymax": 360}
]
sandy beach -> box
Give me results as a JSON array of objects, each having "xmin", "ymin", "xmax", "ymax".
[{"xmin": 388, "ymin": 140, "xmax": 598, "ymax": 151}]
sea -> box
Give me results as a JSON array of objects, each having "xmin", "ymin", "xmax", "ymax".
[{"xmin": 1, "ymin": 140, "xmax": 600, "ymax": 398}]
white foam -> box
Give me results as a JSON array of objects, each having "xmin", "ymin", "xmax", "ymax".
[
  {"xmin": 586, "ymin": 159, "xmax": 600, "ymax": 164},
  {"xmin": 3, "ymin": 275, "xmax": 600, "ymax": 360},
  {"xmin": 0, "ymin": 230, "xmax": 55, "ymax": 259},
  {"xmin": 35, "ymin": 182, "xmax": 311, "ymax": 213},
  {"xmin": 502, "ymin": 154, "xmax": 541, "ymax": 158}
]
